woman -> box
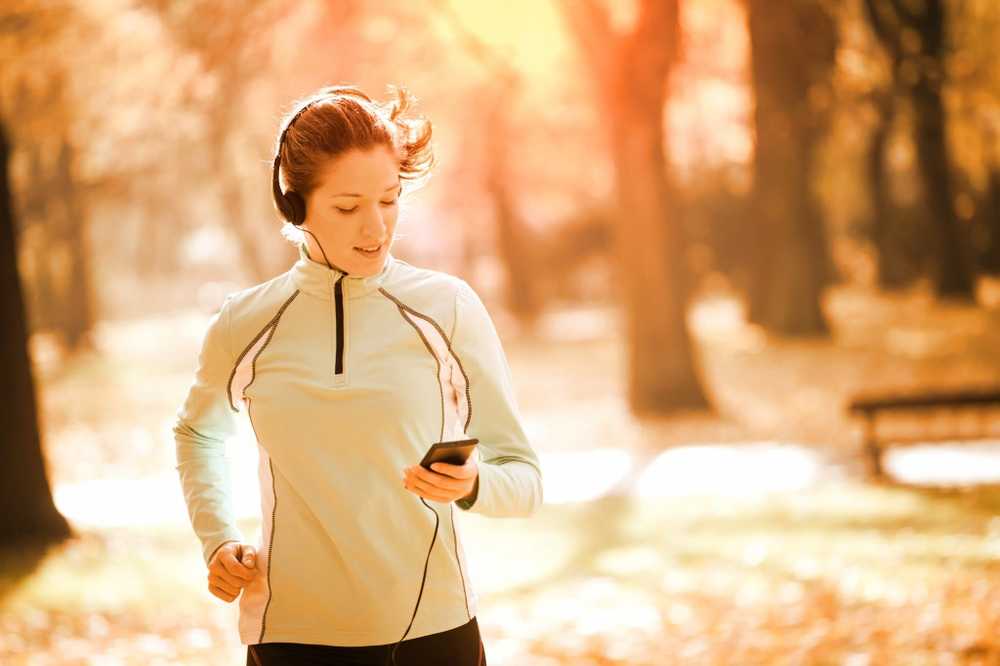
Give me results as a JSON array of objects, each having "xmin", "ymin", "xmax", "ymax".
[{"xmin": 172, "ymin": 84, "xmax": 544, "ymax": 666}]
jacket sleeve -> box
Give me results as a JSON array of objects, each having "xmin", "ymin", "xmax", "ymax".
[
  {"xmin": 173, "ymin": 294, "xmax": 245, "ymax": 566},
  {"xmin": 450, "ymin": 279, "xmax": 543, "ymax": 517}
]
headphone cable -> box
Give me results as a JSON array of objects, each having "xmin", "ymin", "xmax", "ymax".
[
  {"xmin": 386, "ymin": 498, "xmax": 439, "ymax": 666},
  {"xmin": 299, "ymin": 227, "xmax": 342, "ymax": 273}
]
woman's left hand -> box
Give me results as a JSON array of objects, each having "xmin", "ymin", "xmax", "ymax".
[{"xmin": 402, "ymin": 457, "xmax": 479, "ymax": 504}]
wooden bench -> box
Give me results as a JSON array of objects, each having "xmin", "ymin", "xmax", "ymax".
[{"xmin": 847, "ymin": 386, "xmax": 1000, "ymax": 478}]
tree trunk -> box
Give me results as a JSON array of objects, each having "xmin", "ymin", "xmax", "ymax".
[
  {"xmin": 980, "ymin": 168, "xmax": 1000, "ymax": 275},
  {"xmin": 208, "ymin": 94, "xmax": 269, "ymax": 284},
  {"xmin": 484, "ymin": 81, "xmax": 543, "ymax": 331},
  {"xmin": 558, "ymin": 0, "xmax": 709, "ymax": 413},
  {"xmin": 864, "ymin": 0, "xmax": 974, "ymax": 299},
  {"xmin": 745, "ymin": 0, "xmax": 835, "ymax": 336},
  {"xmin": 911, "ymin": 78, "xmax": 974, "ymax": 298},
  {"xmin": 54, "ymin": 138, "xmax": 95, "ymax": 352},
  {"xmin": 868, "ymin": 93, "xmax": 910, "ymax": 288},
  {"xmin": 0, "ymin": 120, "xmax": 73, "ymax": 548},
  {"xmin": 429, "ymin": 0, "xmax": 545, "ymax": 330}
]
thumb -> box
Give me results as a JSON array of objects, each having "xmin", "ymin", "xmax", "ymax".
[{"xmin": 241, "ymin": 545, "xmax": 257, "ymax": 568}]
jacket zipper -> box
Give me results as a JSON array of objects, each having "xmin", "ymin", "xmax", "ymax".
[{"xmin": 334, "ymin": 275, "xmax": 345, "ymax": 376}]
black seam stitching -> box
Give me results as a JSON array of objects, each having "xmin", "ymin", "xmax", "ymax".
[
  {"xmin": 389, "ymin": 299, "xmax": 445, "ymax": 443},
  {"xmin": 248, "ymin": 398, "xmax": 277, "ymax": 644},
  {"xmin": 226, "ymin": 289, "xmax": 301, "ymax": 411},
  {"xmin": 378, "ymin": 287, "xmax": 473, "ymax": 431},
  {"xmin": 450, "ymin": 504, "xmax": 472, "ymax": 618}
]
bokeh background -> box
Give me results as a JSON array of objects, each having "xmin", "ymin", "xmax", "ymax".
[{"xmin": 4, "ymin": 0, "xmax": 1000, "ymax": 664}]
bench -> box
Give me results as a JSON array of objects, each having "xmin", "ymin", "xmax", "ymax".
[{"xmin": 847, "ymin": 386, "xmax": 1000, "ymax": 478}]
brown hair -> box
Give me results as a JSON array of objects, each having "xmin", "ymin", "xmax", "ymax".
[{"xmin": 271, "ymin": 84, "xmax": 434, "ymax": 231}]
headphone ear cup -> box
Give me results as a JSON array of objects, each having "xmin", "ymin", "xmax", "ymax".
[{"xmin": 286, "ymin": 190, "xmax": 307, "ymax": 225}]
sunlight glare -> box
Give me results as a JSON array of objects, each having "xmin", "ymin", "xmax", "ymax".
[
  {"xmin": 53, "ymin": 421, "xmax": 263, "ymax": 529},
  {"xmin": 635, "ymin": 443, "xmax": 823, "ymax": 498},
  {"xmin": 538, "ymin": 448, "xmax": 633, "ymax": 504},
  {"xmin": 884, "ymin": 442, "xmax": 1000, "ymax": 485}
]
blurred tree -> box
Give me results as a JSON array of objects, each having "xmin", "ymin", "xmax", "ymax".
[
  {"xmin": 0, "ymin": 119, "xmax": 72, "ymax": 549},
  {"xmin": 51, "ymin": 132, "xmax": 95, "ymax": 350},
  {"xmin": 2, "ymin": 3, "xmax": 98, "ymax": 352},
  {"xmin": 949, "ymin": 0, "xmax": 1000, "ymax": 277},
  {"xmin": 537, "ymin": 202, "xmax": 615, "ymax": 302},
  {"xmin": 977, "ymin": 163, "xmax": 1000, "ymax": 274},
  {"xmin": 865, "ymin": 84, "xmax": 911, "ymax": 287},
  {"xmin": 557, "ymin": 0, "xmax": 709, "ymax": 413},
  {"xmin": 744, "ymin": 0, "xmax": 836, "ymax": 335},
  {"xmin": 431, "ymin": 0, "xmax": 544, "ymax": 331},
  {"xmin": 863, "ymin": 0, "xmax": 975, "ymax": 299},
  {"xmin": 144, "ymin": 0, "xmax": 299, "ymax": 282},
  {"xmin": 858, "ymin": 0, "xmax": 916, "ymax": 288}
]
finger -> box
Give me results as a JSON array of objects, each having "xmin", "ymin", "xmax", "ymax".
[
  {"xmin": 220, "ymin": 550, "xmax": 256, "ymax": 581},
  {"xmin": 241, "ymin": 545, "xmax": 257, "ymax": 570},
  {"xmin": 210, "ymin": 567, "xmax": 250, "ymax": 590},
  {"xmin": 410, "ymin": 466, "xmax": 463, "ymax": 491},
  {"xmin": 404, "ymin": 475, "xmax": 451, "ymax": 501},
  {"xmin": 431, "ymin": 462, "xmax": 475, "ymax": 479},
  {"xmin": 406, "ymin": 475, "xmax": 456, "ymax": 502},
  {"xmin": 209, "ymin": 576, "xmax": 240, "ymax": 596},
  {"xmin": 209, "ymin": 582, "xmax": 237, "ymax": 602}
]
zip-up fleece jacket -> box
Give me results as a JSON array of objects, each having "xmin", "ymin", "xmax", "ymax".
[{"xmin": 172, "ymin": 240, "xmax": 544, "ymax": 647}]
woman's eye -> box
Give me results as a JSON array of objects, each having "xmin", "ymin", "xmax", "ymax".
[{"xmin": 335, "ymin": 197, "xmax": 396, "ymax": 214}]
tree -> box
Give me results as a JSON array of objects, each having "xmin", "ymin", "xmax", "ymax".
[
  {"xmin": 744, "ymin": 0, "xmax": 837, "ymax": 336},
  {"xmin": 0, "ymin": 119, "xmax": 73, "ymax": 549},
  {"xmin": 430, "ymin": 0, "xmax": 544, "ymax": 331},
  {"xmin": 2, "ymin": 3, "xmax": 98, "ymax": 353},
  {"xmin": 863, "ymin": 0, "xmax": 975, "ymax": 299},
  {"xmin": 557, "ymin": 0, "xmax": 709, "ymax": 413},
  {"xmin": 145, "ymin": 0, "xmax": 298, "ymax": 282}
]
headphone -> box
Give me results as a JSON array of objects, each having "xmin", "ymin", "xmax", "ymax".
[{"xmin": 272, "ymin": 88, "xmax": 448, "ymax": 666}]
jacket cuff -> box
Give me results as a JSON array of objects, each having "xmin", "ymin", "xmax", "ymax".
[
  {"xmin": 455, "ymin": 464, "xmax": 488, "ymax": 512},
  {"xmin": 455, "ymin": 473, "xmax": 480, "ymax": 511},
  {"xmin": 203, "ymin": 531, "xmax": 244, "ymax": 567}
]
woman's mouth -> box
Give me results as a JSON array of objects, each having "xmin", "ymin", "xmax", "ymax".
[{"xmin": 354, "ymin": 242, "xmax": 384, "ymax": 257}]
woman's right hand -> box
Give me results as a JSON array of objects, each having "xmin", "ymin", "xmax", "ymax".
[{"xmin": 207, "ymin": 541, "xmax": 258, "ymax": 603}]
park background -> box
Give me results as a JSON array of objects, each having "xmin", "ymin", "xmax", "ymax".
[{"xmin": 4, "ymin": 0, "xmax": 1000, "ymax": 663}]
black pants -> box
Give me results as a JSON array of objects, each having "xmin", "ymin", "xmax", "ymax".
[{"xmin": 246, "ymin": 616, "xmax": 486, "ymax": 666}]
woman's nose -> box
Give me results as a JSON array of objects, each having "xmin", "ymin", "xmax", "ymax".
[{"xmin": 361, "ymin": 210, "xmax": 387, "ymax": 239}]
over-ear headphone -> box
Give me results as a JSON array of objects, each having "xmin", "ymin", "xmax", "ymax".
[{"xmin": 271, "ymin": 101, "xmax": 314, "ymax": 227}]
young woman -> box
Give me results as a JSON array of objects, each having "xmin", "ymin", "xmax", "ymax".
[{"xmin": 172, "ymin": 84, "xmax": 544, "ymax": 666}]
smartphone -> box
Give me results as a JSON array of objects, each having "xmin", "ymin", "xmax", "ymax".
[{"xmin": 419, "ymin": 437, "xmax": 479, "ymax": 471}]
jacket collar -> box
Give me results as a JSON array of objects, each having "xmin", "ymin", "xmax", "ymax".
[{"xmin": 290, "ymin": 240, "xmax": 395, "ymax": 299}]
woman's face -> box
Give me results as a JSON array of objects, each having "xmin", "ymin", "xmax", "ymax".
[{"xmin": 302, "ymin": 145, "xmax": 401, "ymax": 277}]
